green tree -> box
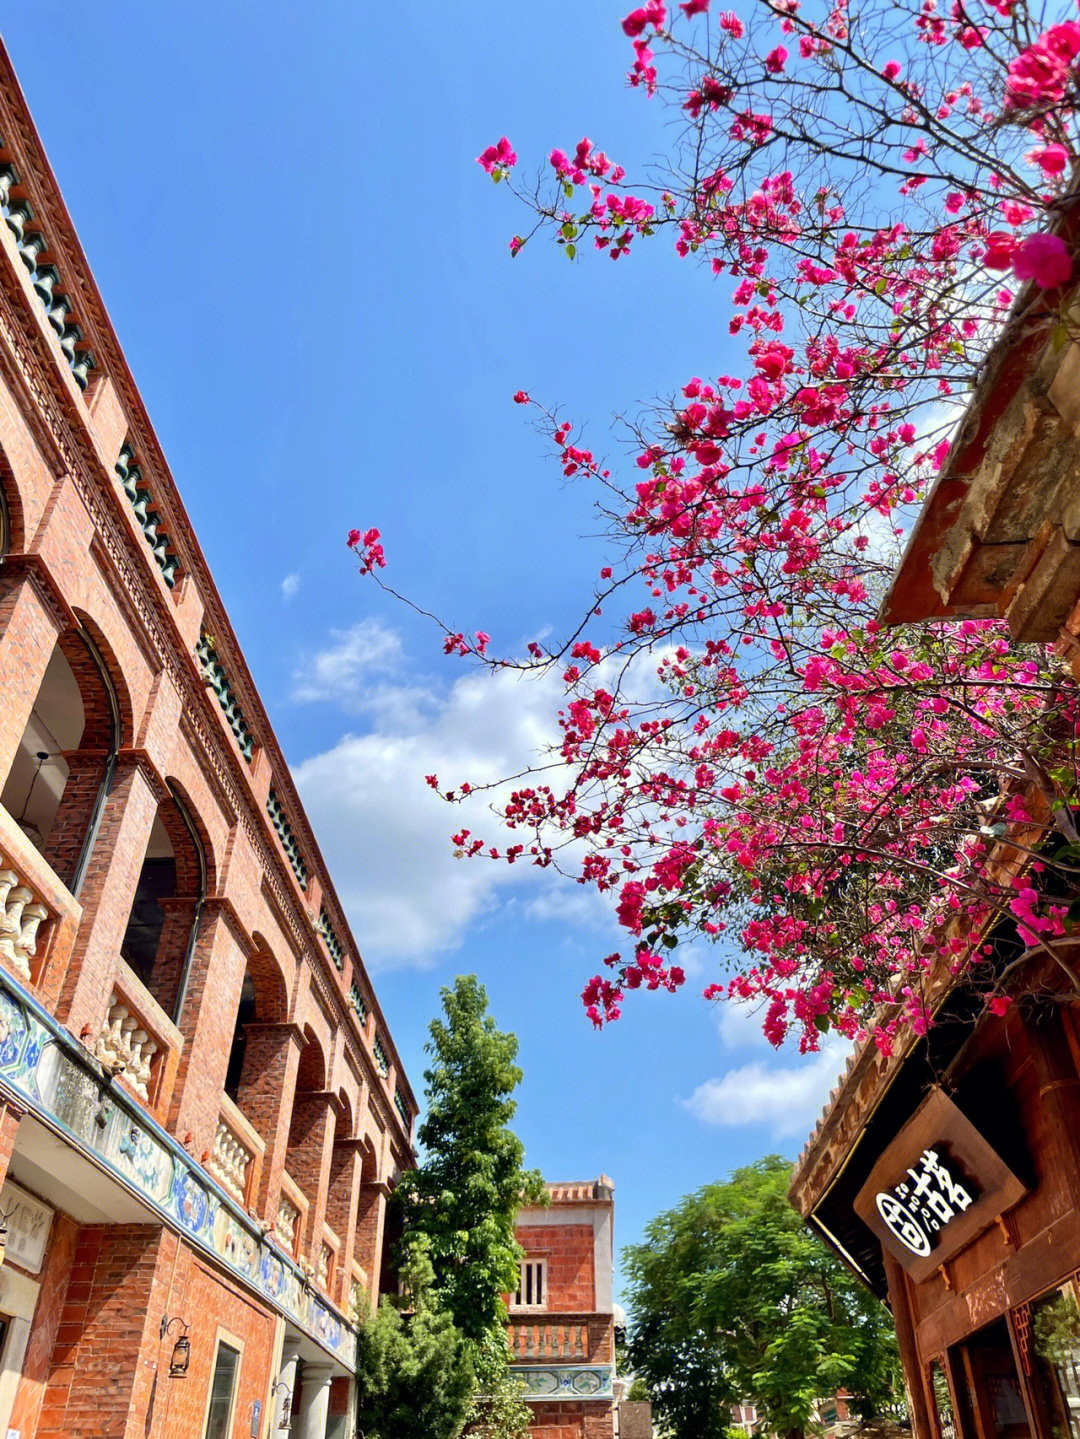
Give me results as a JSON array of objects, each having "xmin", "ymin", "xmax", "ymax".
[
  {"xmin": 395, "ymin": 974, "xmax": 546, "ymax": 1342},
  {"xmin": 625, "ymin": 1156, "xmax": 904, "ymax": 1439},
  {"xmin": 461, "ymin": 1332, "xmax": 533, "ymax": 1439},
  {"xmin": 354, "ymin": 1240, "xmax": 475, "ymax": 1439}
]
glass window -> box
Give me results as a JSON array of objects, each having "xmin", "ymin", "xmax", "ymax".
[
  {"xmin": 513, "ymin": 1260, "xmax": 546, "ymax": 1309},
  {"xmin": 1033, "ymin": 1289, "xmax": 1080, "ymax": 1439},
  {"xmin": 204, "ymin": 1340, "xmax": 240, "ymax": 1439},
  {"xmin": 929, "ymin": 1361, "xmax": 957, "ymax": 1439}
]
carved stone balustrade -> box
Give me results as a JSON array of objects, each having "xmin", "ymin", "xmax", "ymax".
[
  {"xmin": 208, "ymin": 1093, "xmax": 264, "ymax": 1206},
  {"xmin": 96, "ymin": 997, "xmax": 158, "ymax": 1102},
  {"xmin": 93, "ymin": 959, "xmax": 183, "ymax": 1115},
  {"xmin": 273, "ymin": 1183, "xmax": 302, "ymax": 1255},
  {"xmin": 317, "ymin": 1241, "xmax": 332, "ymax": 1292},
  {"xmin": 0, "ymin": 799, "xmax": 81, "ymax": 1003},
  {"xmin": 208, "ymin": 1120, "xmax": 248, "ymax": 1201},
  {"xmin": 509, "ymin": 1320, "xmax": 590, "ymax": 1362},
  {"xmin": 0, "ymin": 858, "xmax": 49, "ymax": 982}
]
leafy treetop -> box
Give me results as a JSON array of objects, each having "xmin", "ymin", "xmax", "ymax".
[{"xmin": 624, "ymin": 1155, "xmax": 905, "ymax": 1439}]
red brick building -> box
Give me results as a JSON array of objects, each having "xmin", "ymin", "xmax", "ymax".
[
  {"xmin": 0, "ymin": 38, "xmax": 416, "ymax": 1439},
  {"xmin": 510, "ymin": 1178, "xmax": 616, "ymax": 1439}
]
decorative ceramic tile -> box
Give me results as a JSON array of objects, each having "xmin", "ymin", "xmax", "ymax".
[
  {"xmin": 511, "ymin": 1365, "xmax": 614, "ymax": 1400},
  {"xmin": 0, "ymin": 969, "xmax": 356, "ymax": 1368}
]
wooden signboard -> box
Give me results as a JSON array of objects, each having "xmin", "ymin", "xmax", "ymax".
[{"xmin": 854, "ymin": 1088, "xmax": 1027, "ymax": 1283}]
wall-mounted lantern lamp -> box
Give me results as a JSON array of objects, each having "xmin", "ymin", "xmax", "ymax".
[
  {"xmin": 160, "ymin": 1315, "xmax": 191, "ymax": 1378},
  {"xmin": 270, "ymin": 1378, "xmax": 292, "ymax": 1429}
]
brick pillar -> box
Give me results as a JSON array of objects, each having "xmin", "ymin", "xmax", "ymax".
[
  {"xmin": 36, "ymin": 1223, "xmax": 167, "ymax": 1439},
  {"xmin": 143, "ymin": 895, "xmax": 200, "ymax": 1020},
  {"xmin": 55, "ymin": 756, "xmax": 159, "ymax": 1033},
  {"xmin": 167, "ymin": 902, "xmax": 247, "ymax": 1157},
  {"xmin": 40, "ymin": 750, "xmax": 110, "ymax": 892},
  {"xmin": 354, "ymin": 1181, "xmax": 391, "ymax": 1303},
  {"xmin": 235, "ymin": 1021, "xmax": 303, "ymax": 1220},
  {"xmin": 0, "ymin": 571, "xmax": 62, "ymax": 785},
  {"xmin": 325, "ymin": 1139, "xmax": 365, "ymax": 1306},
  {"xmin": 287, "ymin": 1092, "xmax": 338, "ymax": 1260},
  {"xmin": 0, "ymin": 1100, "xmax": 23, "ymax": 1192}
]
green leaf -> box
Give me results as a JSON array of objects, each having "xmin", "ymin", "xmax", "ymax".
[{"xmin": 565, "ymin": 243, "xmax": 577, "ymax": 260}]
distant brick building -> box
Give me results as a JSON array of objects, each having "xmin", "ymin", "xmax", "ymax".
[
  {"xmin": 0, "ymin": 36, "xmax": 415, "ymax": 1439},
  {"xmin": 510, "ymin": 1177, "xmax": 616, "ymax": 1439}
]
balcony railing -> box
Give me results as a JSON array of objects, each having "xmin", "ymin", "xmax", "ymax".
[
  {"xmin": 94, "ymin": 959, "xmax": 183, "ymax": 1114},
  {"xmin": 208, "ymin": 1093, "xmax": 264, "ymax": 1206},
  {"xmin": 0, "ymin": 859, "xmax": 50, "ymax": 984},
  {"xmin": 509, "ymin": 1320, "xmax": 591, "ymax": 1362},
  {"xmin": 273, "ymin": 1172, "xmax": 306, "ymax": 1257}
]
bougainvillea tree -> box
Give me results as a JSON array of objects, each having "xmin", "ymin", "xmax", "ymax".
[{"xmin": 350, "ymin": 0, "xmax": 1080, "ymax": 1056}]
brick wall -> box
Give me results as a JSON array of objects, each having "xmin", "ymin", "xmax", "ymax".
[
  {"xmin": 6, "ymin": 1211, "xmax": 79, "ymax": 1438},
  {"xmin": 528, "ymin": 1401, "xmax": 616, "ymax": 1439},
  {"xmin": 35, "ymin": 1223, "xmax": 165, "ymax": 1437},
  {"xmin": 516, "ymin": 1223, "xmax": 596, "ymax": 1312},
  {"xmin": 27, "ymin": 1220, "xmax": 278, "ymax": 1439}
]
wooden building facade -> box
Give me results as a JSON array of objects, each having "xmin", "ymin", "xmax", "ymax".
[{"xmin": 791, "ymin": 228, "xmax": 1080, "ymax": 1437}]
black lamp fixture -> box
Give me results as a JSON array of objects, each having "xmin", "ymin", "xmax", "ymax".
[
  {"xmin": 160, "ymin": 1315, "xmax": 191, "ymax": 1378},
  {"xmin": 270, "ymin": 1378, "xmax": 292, "ymax": 1430}
]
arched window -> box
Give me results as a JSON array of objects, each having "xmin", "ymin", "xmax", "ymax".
[
  {"xmin": 119, "ymin": 787, "xmax": 205, "ymax": 1021},
  {"xmin": 1, "ymin": 629, "xmax": 119, "ymax": 893},
  {"xmin": 223, "ymin": 942, "xmax": 289, "ymax": 1111}
]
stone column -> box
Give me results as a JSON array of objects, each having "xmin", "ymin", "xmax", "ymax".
[
  {"xmin": 276, "ymin": 1340, "xmax": 301, "ymax": 1431},
  {"xmin": 295, "ymin": 1362, "xmax": 334, "ymax": 1439}
]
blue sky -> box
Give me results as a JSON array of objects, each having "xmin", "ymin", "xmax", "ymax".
[{"xmin": 2, "ymin": 5, "xmax": 847, "ymax": 1301}]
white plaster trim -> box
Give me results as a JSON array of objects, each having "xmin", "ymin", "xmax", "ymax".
[
  {"xmin": 0, "ymin": 1264, "xmax": 40, "ymax": 1437},
  {"xmin": 517, "ymin": 1207, "xmax": 607, "ymax": 1228}
]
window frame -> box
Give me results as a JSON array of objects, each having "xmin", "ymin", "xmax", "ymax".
[
  {"xmin": 201, "ymin": 1329, "xmax": 244, "ymax": 1439},
  {"xmin": 512, "ymin": 1258, "xmax": 548, "ymax": 1312}
]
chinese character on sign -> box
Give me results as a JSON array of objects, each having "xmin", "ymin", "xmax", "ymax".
[{"xmin": 875, "ymin": 1148, "xmax": 974, "ymax": 1257}]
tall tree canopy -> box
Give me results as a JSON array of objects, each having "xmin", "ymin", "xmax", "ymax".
[
  {"xmin": 396, "ymin": 974, "xmax": 547, "ymax": 1341},
  {"xmin": 352, "ymin": 0, "xmax": 1080, "ymax": 1058},
  {"xmin": 358, "ymin": 977, "xmax": 540, "ymax": 1438},
  {"xmin": 624, "ymin": 1156, "xmax": 905, "ymax": 1439},
  {"xmin": 354, "ymin": 1241, "xmax": 475, "ymax": 1439}
]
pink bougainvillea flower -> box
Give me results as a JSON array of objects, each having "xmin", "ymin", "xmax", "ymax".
[
  {"xmin": 765, "ymin": 45, "xmax": 788, "ymax": 71},
  {"xmin": 1005, "ymin": 22, "xmax": 1080, "ymax": 108},
  {"xmin": 982, "ymin": 232, "xmax": 1018, "ymax": 270},
  {"xmin": 1011, "ymin": 231, "xmax": 1074, "ymax": 288},
  {"xmin": 1026, "ymin": 142, "xmax": 1070, "ymax": 175},
  {"xmin": 680, "ymin": 0, "xmax": 710, "ymax": 12},
  {"xmin": 476, "ymin": 136, "xmax": 517, "ymax": 175}
]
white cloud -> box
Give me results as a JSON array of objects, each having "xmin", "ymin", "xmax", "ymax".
[
  {"xmin": 683, "ymin": 1035, "xmax": 850, "ymax": 1140},
  {"xmin": 291, "ymin": 619, "xmax": 405, "ymax": 706},
  {"xmin": 281, "ymin": 572, "xmax": 301, "ymax": 600},
  {"xmin": 292, "ymin": 659, "xmax": 569, "ymax": 968}
]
